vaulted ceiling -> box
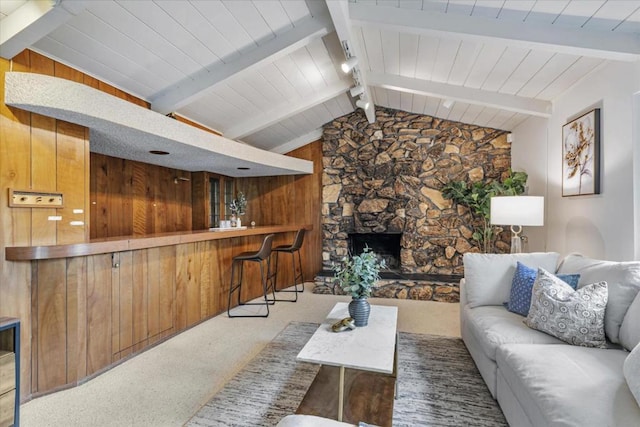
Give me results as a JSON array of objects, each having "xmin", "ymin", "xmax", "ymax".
[{"xmin": 2, "ymin": 0, "xmax": 639, "ymax": 156}]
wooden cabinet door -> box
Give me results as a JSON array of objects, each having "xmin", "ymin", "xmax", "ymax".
[
  {"xmin": 147, "ymin": 246, "xmax": 175, "ymax": 344},
  {"xmin": 112, "ymin": 247, "xmax": 175, "ymax": 358}
]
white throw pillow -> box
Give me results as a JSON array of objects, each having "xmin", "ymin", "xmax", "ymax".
[
  {"xmin": 463, "ymin": 252, "xmax": 560, "ymax": 308},
  {"xmin": 620, "ymin": 292, "xmax": 640, "ymax": 351},
  {"xmin": 558, "ymin": 254, "xmax": 640, "ymax": 344},
  {"xmin": 624, "ymin": 343, "xmax": 640, "ymax": 407}
]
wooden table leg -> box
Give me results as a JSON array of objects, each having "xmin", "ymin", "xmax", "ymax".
[{"xmin": 338, "ymin": 365, "xmax": 345, "ymax": 421}]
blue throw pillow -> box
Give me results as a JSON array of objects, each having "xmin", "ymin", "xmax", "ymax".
[{"xmin": 507, "ymin": 262, "xmax": 580, "ymax": 316}]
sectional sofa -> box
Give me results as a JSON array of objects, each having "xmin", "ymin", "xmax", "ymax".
[{"xmin": 461, "ymin": 252, "xmax": 640, "ymax": 426}]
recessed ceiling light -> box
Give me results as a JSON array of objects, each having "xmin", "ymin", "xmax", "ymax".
[
  {"xmin": 237, "ymin": 167, "xmax": 250, "ymax": 170},
  {"xmin": 149, "ymin": 150, "xmax": 169, "ymax": 155}
]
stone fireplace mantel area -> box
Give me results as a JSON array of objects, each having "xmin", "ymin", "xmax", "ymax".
[{"xmin": 315, "ymin": 107, "xmax": 513, "ymax": 302}]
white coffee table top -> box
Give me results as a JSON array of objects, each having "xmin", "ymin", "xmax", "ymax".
[{"xmin": 296, "ymin": 302, "xmax": 398, "ymax": 374}]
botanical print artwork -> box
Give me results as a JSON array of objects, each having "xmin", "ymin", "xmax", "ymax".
[{"xmin": 562, "ymin": 109, "xmax": 600, "ymax": 196}]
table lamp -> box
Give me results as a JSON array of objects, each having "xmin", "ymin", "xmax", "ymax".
[{"xmin": 490, "ymin": 196, "xmax": 544, "ymax": 253}]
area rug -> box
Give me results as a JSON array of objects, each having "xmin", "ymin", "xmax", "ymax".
[{"xmin": 187, "ymin": 322, "xmax": 506, "ymax": 427}]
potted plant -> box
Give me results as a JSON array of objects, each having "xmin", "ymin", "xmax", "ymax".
[
  {"xmin": 442, "ymin": 170, "xmax": 528, "ymax": 253},
  {"xmin": 333, "ymin": 246, "xmax": 386, "ymax": 326},
  {"xmin": 229, "ymin": 192, "xmax": 247, "ymax": 227}
]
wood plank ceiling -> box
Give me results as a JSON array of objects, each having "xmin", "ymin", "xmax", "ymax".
[{"xmin": 1, "ymin": 0, "xmax": 639, "ymax": 161}]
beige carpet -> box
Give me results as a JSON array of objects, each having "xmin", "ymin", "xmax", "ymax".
[{"xmin": 20, "ymin": 284, "xmax": 460, "ymax": 427}]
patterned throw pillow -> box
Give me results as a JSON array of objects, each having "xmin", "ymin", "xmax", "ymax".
[
  {"xmin": 524, "ymin": 268, "xmax": 608, "ymax": 348},
  {"xmin": 507, "ymin": 262, "xmax": 580, "ymax": 316}
]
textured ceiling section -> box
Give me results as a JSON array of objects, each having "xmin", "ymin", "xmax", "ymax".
[
  {"xmin": 5, "ymin": 72, "xmax": 313, "ymax": 177},
  {"xmin": 1, "ymin": 0, "xmax": 638, "ymax": 174}
]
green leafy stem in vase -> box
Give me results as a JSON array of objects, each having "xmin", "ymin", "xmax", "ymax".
[
  {"xmin": 229, "ymin": 192, "xmax": 247, "ymax": 216},
  {"xmin": 333, "ymin": 246, "xmax": 386, "ymax": 299}
]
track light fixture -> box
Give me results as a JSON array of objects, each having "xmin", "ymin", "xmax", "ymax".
[
  {"xmin": 350, "ymin": 85, "xmax": 364, "ymax": 97},
  {"xmin": 341, "ymin": 57, "xmax": 358, "ymax": 73},
  {"xmin": 356, "ymin": 98, "xmax": 370, "ymax": 110}
]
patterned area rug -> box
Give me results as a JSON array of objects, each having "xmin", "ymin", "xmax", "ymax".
[{"xmin": 187, "ymin": 322, "xmax": 506, "ymax": 427}]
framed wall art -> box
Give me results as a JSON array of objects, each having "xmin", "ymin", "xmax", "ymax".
[{"xmin": 562, "ymin": 108, "xmax": 600, "ymax": 196}]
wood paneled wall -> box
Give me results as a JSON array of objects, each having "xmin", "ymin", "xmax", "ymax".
[
  {"xmin": 29, "ymin": 232, "xmax": 297, "ymax": 395},
  {"xmin": 90, "ymin": 142, "xmax": 323, "ymax": 280},
  {"xmin": 237, "ymin": 141, "xmax": 324, "ymax": 281},
  {"xmin": 2, "ymin": 48, "xmax": 324, "ymax": 401},
  {"xmin": 0, "ymin": 50, "xmax": 149, "ymax": 400},
  {"xmin": 90, "ymin": 153, "xmax": 193, "ymax": 239}
]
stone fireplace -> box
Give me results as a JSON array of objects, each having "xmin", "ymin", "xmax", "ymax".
[
  {"xmin": 349, "ymin": 233, "xmax": 401, "ymax": 270},
  {"xmin": 315, "ymin": 107, "xmax": 513, "ymax": 302}
]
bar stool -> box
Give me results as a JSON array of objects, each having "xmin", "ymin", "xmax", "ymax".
[
  {"xmin": 227, "ymin": 234, "xmax": 276, "ymax": 318},
  {"xmin": 270, "ymin": 228, "xmax": 305, "ymax": 302}
]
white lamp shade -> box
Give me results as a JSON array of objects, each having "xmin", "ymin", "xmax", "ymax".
[{"xmin": 490, "ymin": 196, "xmax": 544, "ymax": 226}]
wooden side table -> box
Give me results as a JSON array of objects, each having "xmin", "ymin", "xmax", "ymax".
[{"xmin": 0, "ymin": 317, "xmax": 19, "ymax": 427}]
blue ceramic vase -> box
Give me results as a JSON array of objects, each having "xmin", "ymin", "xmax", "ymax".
[{"xmin": 348, "ymin": 297, "xmax": 371, "ymax": 327}]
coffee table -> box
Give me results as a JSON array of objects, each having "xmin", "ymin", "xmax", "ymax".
[{"xmin": 296, "ymin": 302, "xmax": 398, "ymax": 426}]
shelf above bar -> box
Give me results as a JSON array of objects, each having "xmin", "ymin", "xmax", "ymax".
[{"xmin": 4, "ymin": 72, "xmax": 313, "ymax": 178}]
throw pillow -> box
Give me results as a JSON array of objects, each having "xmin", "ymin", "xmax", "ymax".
[
  {"xmin": 507, "ymin": 261, "xmax": 580, "ymax": 316},
  {"xmin": 558, "ymin": 253, "xmax": 640, "ymax": 344},
  {"xmin": 524, "ymin": 268, "xmax": 608, "ymax": 348},
  {"xmin": 624, "ymin": 343, "xmax": 640, "ymax": 406},
  {"xmin": 463, "ymin": 252, "xmax": 560, "ymax": 308}
]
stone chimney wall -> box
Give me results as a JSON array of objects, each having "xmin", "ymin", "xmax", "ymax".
[{"xmin": 322, "ymin": 107, "xmax": 512, "ymax": 276}]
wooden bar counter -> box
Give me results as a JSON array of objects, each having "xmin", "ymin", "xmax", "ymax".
[{"xmin": 5, "ymin": 225, "xmax": 311, "ymax": 398}]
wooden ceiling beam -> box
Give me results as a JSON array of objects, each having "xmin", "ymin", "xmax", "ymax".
[
  {"xmin": 366, "ymin": 72, "xmax": 552, "ymax": 117},
  {"xmin": 0, "ymin": 0, "xmax": 82, "ymax": 59},
  {"xmin": 325, "ymin": 0, "xmax": 376, "ymax": 123},
  {"xmin": 150, "ymin": 7, "xmax": 334, "ymax": 114},
  {"xmin": 350, "ymin": 2, "xmax": 640, "ymax": 62}
]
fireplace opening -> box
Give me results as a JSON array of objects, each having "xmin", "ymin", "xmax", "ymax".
[{"xmin": 349, "ymin": 233, "xmax": 401, "ymax": 270}]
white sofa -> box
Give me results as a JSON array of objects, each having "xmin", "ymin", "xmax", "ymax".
[{"xmin": 461, "ymin": 252, "xmax": 640, "ymax": 427}]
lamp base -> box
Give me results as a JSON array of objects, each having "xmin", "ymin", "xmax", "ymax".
[{"xmin": 510, "ymin": 225, "xmax": 523, "ymax": 254}]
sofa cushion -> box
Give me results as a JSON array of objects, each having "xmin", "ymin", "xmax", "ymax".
[
  {"xmin": 507, "ymin": 262, "xmax": 580, "ymax": 316},
  {"xmin": 464, "ymin": 305, "xmax": 565, "ymax": 361},
  {"xmin": 558, "ymin": 253, "xmax": 640, "ymax": 344},
  {"xmin": 497, "ymin": 344, "xmax": 640, "ymax": 427},
  {"xmin": 464, "ymin": 252, "xmax": 560, "ymax": 308},
  {"xmin": 620, "ymin": 292, "xmax": 640, "ymax": 351},
  {"xmin": 524, "ymin": 269, "xmax": 608, "ymax": 348},
  {"xmin": 624, "ymin": 343, "xmax": 640, "ymax": 406}
]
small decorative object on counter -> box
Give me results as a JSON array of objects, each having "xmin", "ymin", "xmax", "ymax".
[
  {"xmin": 250, "ymin": 221, "xmax": 256, "ymax": 228},
  {"xmin": 331, "ymin": 317, "xmax": 356, "ymax": 332},
  {"xmin": 229, "ymin": 192, "xmax": 247, "ymax": 228}
]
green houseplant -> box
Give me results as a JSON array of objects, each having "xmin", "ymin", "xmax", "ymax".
[
  {"xmin": 333, "ymin": 246, "xmax": 386, "ymax": 326},
  {"xmin": 442, "ymin": 170, "xmax": 528, "ymax": 253}
]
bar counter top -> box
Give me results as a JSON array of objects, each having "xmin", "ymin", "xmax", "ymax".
[{"xmin": 5, "ymin": 224, "xmax": 311, "ymax": 261}]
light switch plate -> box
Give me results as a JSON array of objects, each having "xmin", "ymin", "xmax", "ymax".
[{"xmin": 9, "ymin": 189, "xmax": 64, "ymax": 208}]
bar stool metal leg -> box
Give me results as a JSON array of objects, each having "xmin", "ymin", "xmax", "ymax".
[
  {"xmin": 227, "ymin": 234, "xmax": 275, "ymax": 318},
  {"xmin": 269, "ymin": 228, "xmax": 306, "ymax": 302}
]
